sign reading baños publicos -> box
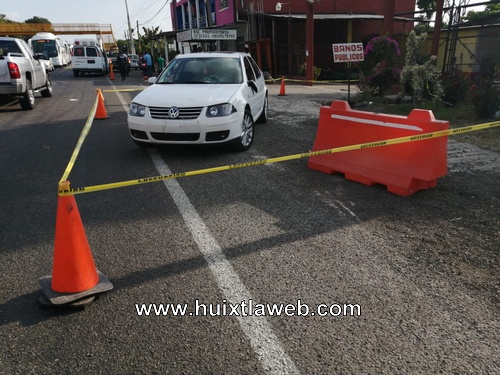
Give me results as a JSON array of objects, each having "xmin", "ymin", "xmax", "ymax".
[{"xmin": 332, "ymin": 43, "xmax": 364, "ymax": 63}]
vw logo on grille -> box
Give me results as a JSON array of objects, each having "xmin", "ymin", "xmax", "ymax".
[{"xmin": 168, "ymin": 107, "xmax": 180, "ymax": 119}]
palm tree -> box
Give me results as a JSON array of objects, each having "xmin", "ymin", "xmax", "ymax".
[{"xmin": 140, "ymin": 26, "xmax": 162, "ymax": 57}]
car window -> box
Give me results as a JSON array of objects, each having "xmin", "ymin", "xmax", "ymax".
[
  {"xmin": 0, "ymin": 40, "xmax": 22, "ymax": 55},
  {"xmin": 73, "ymin": 47, "xmax": 85, "ymax": 56},
  {"xmin": 244, "ymin": 57, "xmax": 256, "ymax": 81},
  {"xmin": 19, "ymin": 40, "xmax": 34, "ymax": 58},
  {"xmin": 86, "ymin": 47, "xmax": 98, "ymax": 57},
  {"xmin": 156, "ymin": 57, "xmax": 242, "ymax": 84},
  {"xmin": 248, "ymin": 56, "xmax": 262, "ymax": 79}
]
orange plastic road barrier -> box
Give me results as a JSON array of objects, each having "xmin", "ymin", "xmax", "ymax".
[
  {"xmin": 308, "ymin": 100, "xmax": 449, "ymax": 196},
  {"xmin": 39, "ymin": 181, "xmax": 113, "ymax": 306},
  {"xmin": 278, "ymin": 76, "xmax": 286, "ymax": 96},
  {"xmin": 94, "ymin": 88, "xmax": 110, "ymax": 119},
  {"xmin": 109, "ymin": 64, "xmax": 115, "ymax": 80}
]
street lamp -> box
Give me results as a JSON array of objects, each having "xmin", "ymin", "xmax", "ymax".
[{"xmin": 275, "ymin": 2, "xmax": 292, "ymax": 77}]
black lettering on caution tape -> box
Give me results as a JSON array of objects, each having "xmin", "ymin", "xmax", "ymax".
[
  {"xmin": 138, "ymin": 172, "xmax": 186, "ymax": 183},
  {"xmin": 452, "ymin": 127, "xmax": 473, "ymax": 134},
  {"xmin": 360, "ymin": 141, "xmax": 388, "ymax": 149},
  {"xmin": 410, "ymin": 133, "xmax": 434, "ymax": 141},
  {"xmin": 228, "ymin": 160, "xmax": 267, "ymax": 169},
  {"xmin": 58, "ymin": 186, "xmax": 85, "ymax": 195}
]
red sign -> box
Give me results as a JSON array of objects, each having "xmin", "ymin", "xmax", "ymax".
[{"xmin": 332, "ymin": 43, "xmax": 364, "ymax": 63}]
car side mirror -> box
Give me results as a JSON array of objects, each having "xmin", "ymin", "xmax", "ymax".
[
  {"xmin": 247, "ymin": 80, "xmax": 258, "ymax": 93},
  {"xmin": 147, "ymin": 77, "xmax": 157, "ymax": 84}
]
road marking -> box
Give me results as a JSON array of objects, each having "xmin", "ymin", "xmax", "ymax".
[{"xmin": 113, "ymin": 81, "xmax": 300, "ymax": 375}]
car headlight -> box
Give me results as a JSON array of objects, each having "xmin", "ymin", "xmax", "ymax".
[
  {"xmin": 206, "ymin": 103, "xmax": 236, "ymax": 117},
  {"xmin": 129, "ymin": 102, "xmax": 146, "ymax": 117}
]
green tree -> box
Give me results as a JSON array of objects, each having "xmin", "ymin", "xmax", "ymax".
[
  {"xmin": 465, "ymin": 3, "xmax": 500, "ymax": 21},
  {"xmin": 0, "ymin": 14, "xmax": 17, "ymax": 24},
  {"xmin": 24, "ymin": 16, "xmax": 51, "ymax": 24},
  {"xmin": 417, "ymin": 0, "xmax": 436, "ymax": 20},
  {"xmin": 139, "ymin": 26, "xmax": 161, "ymax": 55},
  {"xmin": 115, "ymin": 39, "xmax": 128, "ymax": 53}
]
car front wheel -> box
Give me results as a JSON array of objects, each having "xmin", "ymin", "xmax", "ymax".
[{"xmin": 233, "ymin": 109, "xmax": 254, "ymax": 151}]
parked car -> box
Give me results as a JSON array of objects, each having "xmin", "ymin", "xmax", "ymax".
[
  {"xmin": 42, "ymin": 58, "xmax": 54, "ymax": 72},
  {"xmin": 109, "ymin": 51, "xmax": 131, "ymax": 72},
  {"xmin": 0, "ymin": 37, "xmax": 53, "ymax": 110},
  {"xmin": 128, "ymin": 54, "xmax": 140, "ymax": 70},
  {"xmin": 108, "ymin": 51, "xmax": 120, "ymax": 71},
  {"xmin": 127, "ymin": 52, "xmax": 268, "ymax": 151}
]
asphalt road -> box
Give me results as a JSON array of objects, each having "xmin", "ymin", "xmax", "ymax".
[{"xmin": 1, "ymin": 67, "xmax": 499, "ymax": 374}]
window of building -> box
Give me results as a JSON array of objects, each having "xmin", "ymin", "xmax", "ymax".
[{"xmin": 219, "ymin": 0, "xmax": 229, "ymax": 10}]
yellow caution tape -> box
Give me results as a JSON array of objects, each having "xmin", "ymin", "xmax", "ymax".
[
  {"xmin": 101, "ymin": 88, "xmax": 145, "ymax": 92},
  {"xmin": 283, "ymin": 78, "xmax": 359, "ymax": 84},
  {"xmin": 57, "ymin": 120, "xmax": 500, "ymax": 196},
  {"xmin": 59, "ymin": 90, "xmax": 99, "ymax": 182}
]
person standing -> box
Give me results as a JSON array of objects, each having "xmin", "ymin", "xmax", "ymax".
[
  {"xmin": 157, "ymin": 55, "xmax": 165, "ymax": 72},
  {"xmin": 143, "ymin": 51, "xmax": 153, "ymax": 77},
  {"xmin": 117, "ymin": 50, "xmax": 128, "ymax": 81}
]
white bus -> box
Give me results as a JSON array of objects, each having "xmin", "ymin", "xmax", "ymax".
[{"xmin": 29, "ymin": 32, "xmax": 71, "ymax": 67}]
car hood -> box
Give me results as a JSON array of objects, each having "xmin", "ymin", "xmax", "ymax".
[{"xmin": 132, "ymin": 84, "xmax": 242, "ymax": 107}]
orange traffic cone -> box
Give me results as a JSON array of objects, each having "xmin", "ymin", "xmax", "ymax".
[
  {"xmin": 39, "ymin": 181, "xmax": 113, "ymax": 306},
  {"xmin": 109, "ymin": 64, "xmax": 115, "ymax": 80},
  {"xmin": 278, "ymin": 76, "xmax": 286, "ymax": 96},
  {"xmin": 95, "ymin": 88, "xmax": 109, "ymax": 120}
]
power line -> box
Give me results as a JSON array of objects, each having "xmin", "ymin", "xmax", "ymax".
[{"xmin": 137, "ymin": 0, "xmax": 170, "ymax": 29}]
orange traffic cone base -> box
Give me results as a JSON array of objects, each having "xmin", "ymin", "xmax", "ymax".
[
  {"xmin": 39, "ymin": 293, "xmax": 95, "ymax": 308},
  {"xmin": 39, "ymin": 270, "xmax": 113, "ymax": 306}
]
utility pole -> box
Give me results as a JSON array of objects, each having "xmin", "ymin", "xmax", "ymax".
[
  {"xmin": 137, "ymin": 20, "xmax": 141, "ymax": 52},
  {"xmin": 125, "ymin": 0, "xmax": 136, "ymax": 54}
]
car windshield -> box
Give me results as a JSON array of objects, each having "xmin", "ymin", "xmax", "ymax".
[{"xmin": 156, "ymin": 57, "xmax": 243, "ymax": 84}]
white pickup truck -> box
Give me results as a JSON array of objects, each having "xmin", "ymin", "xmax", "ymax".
[{"xmin": 0, "ymin": 37, "xmax": 53, "ymax": 110}]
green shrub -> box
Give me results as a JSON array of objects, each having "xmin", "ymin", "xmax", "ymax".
[
  {"xmin": 469, "ymin": 79, "xmax": 500, "ymax": 119},
  {"xmin": 442, "ymin": 69, "xmax": 469, "ymax": 105},
  {"xmin": 299, "ymin": 64, "xmax": 321, "ymax": 81},
  {"xmin": 399, "ymin": 30, "xmax": 444, "ymax": 103}
]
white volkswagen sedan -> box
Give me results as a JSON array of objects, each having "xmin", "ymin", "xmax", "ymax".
[{"xmin": 127, "ymin": 52, "xmax": 268, "ymax": 151}]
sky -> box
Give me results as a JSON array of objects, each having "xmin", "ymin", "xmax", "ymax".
[
  {"xmin": 3, "ymin": 0, "xmax": 173, "ymax": 43},
  {"xmin": 3, "ymin": 0, "xmax": 488, "ymax": 44}
]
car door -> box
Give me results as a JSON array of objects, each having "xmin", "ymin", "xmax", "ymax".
[
  {"xmin": 19, "ymin": 40, "xmax": 45, "ymax": 88},
  {"xmin": 243, "ymin": 56, "xmax": 265, "ymax": 120}
]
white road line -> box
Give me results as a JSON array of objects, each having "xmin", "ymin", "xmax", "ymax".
[{"xmin": 113, "ymin": 83, "xmax": 300, "ymax": 375}]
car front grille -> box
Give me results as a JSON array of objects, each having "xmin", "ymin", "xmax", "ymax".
[
  {"xmin": 151, "ymin": 132, "xmax": 200, "ymax": 141},
  {"xmin": 149, "ymin": 106, "xmax": 203, "ymax": 120}
]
